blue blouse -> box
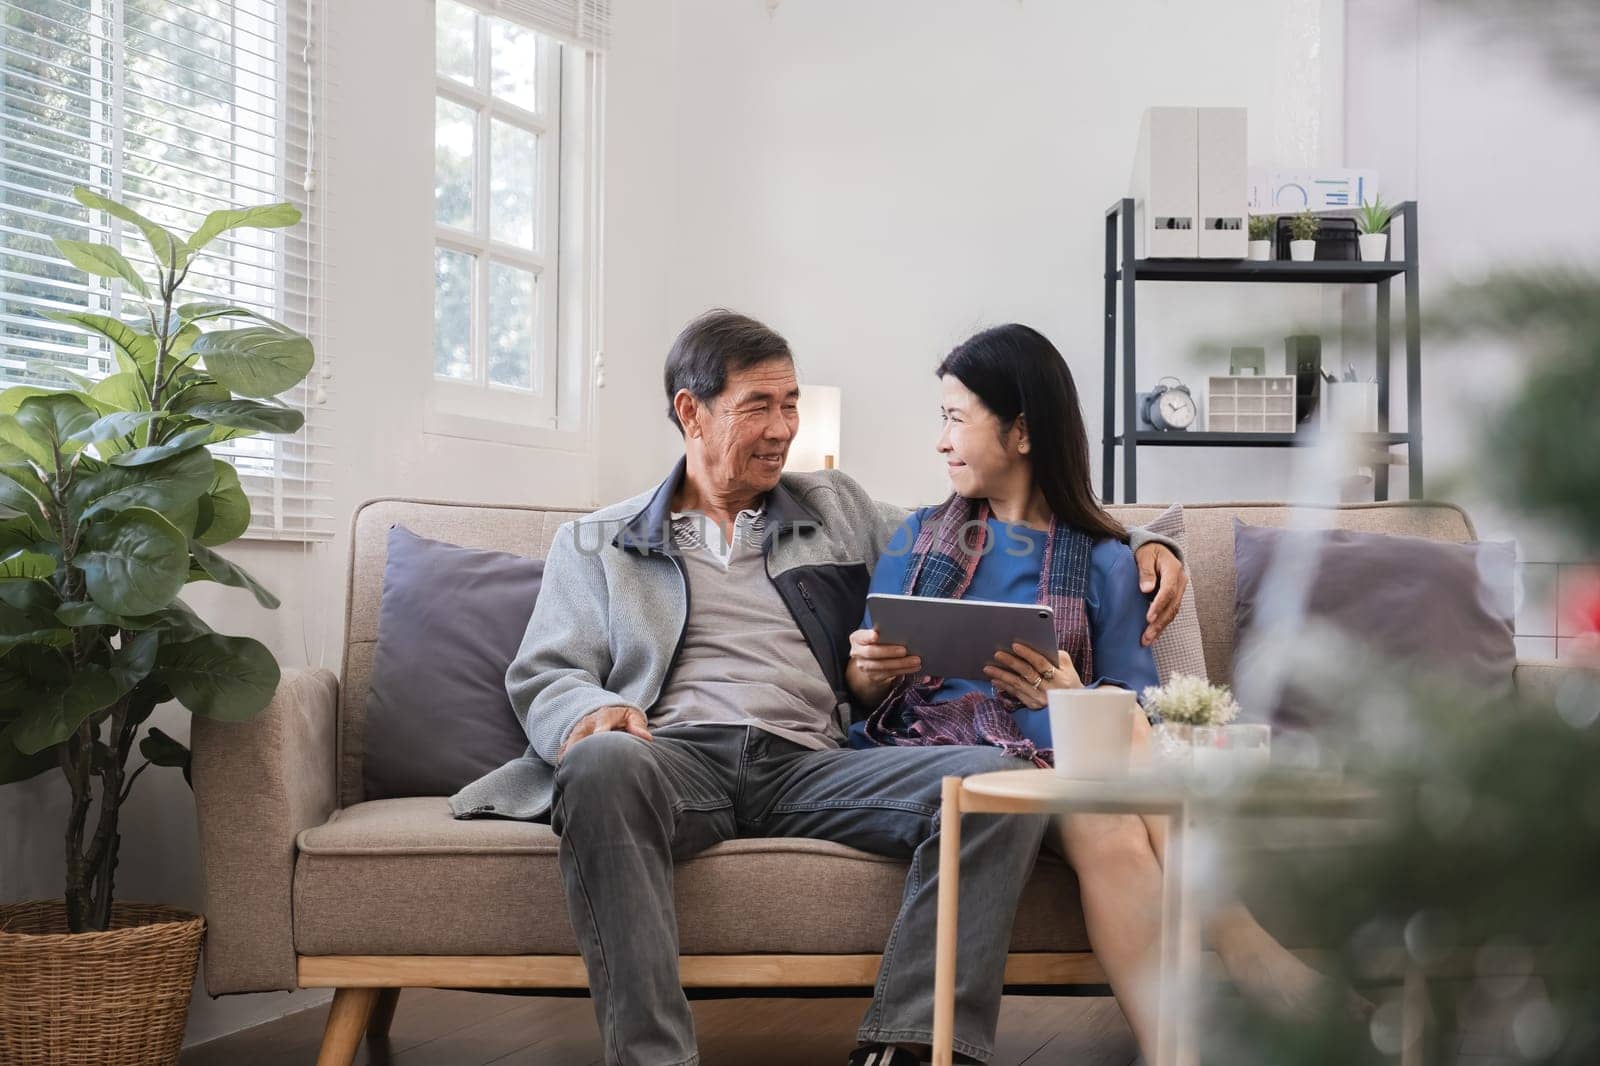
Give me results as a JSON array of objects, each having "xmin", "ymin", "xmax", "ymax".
[{"xmin": 850, "ymin": 512, "xmax": 1159, "ymax": 750}]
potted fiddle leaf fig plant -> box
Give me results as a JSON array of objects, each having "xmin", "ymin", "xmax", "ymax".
[
  {"xmin": 1356, "ymin": 195, "xmax": 1394, "ymax": 262},
  {"xmin": 0, "ymin": 186, "xmax": 312, "ymax": 1066}
]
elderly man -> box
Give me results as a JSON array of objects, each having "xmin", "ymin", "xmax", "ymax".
[{"xmin": 451, "ymin": 311, "xmax": 1186, "ymax": 1066}]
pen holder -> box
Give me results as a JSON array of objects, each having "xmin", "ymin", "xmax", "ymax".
[{"xmin": 1318, "ymin": 381, "xmax": 1379, "ymax": 433}]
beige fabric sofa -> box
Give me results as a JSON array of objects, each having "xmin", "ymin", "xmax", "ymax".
[{"xmin": 192, "ymin": 497, "xmax": 1575, "ymax": 1064}]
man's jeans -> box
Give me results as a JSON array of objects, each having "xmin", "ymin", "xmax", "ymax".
[{"xmin": 550, "ymin": 724, "xmax": 1048, "ymax": 1066}]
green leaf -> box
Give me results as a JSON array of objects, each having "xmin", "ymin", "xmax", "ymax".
[
  {"xmin": 167, "ymin": 322, "xmax": 202, "ymax": 362},
  {"xmin": 78, "ymin": 507, "xmax": 190, "ymax": 615},
  {"xmin": 43, "ymin": 311, "xmax": 158, "ymax": 372},
  {"xmin": 69, "ymin": 410, "xmax": 163, "ymax": 451},
  {"xmin": 168, "ymin": 379, "xmax": 232, "ymax": 413},
  {"xmin": 52, "ymin": 238, "xmax": 150, "ymax": 298},
  {"xmin": 0, "ymin": 561, "xmax": 58, "ymax": 613},
  {"xmin": 0, "ymin": 516, "xmax": 38, "ymax": 556},
  {"xmin": 186, "ymin": 203, "xmax": 300, "ymax": 253},
  {"xmin": 0, "ymin": 387, "xmax": 56, "ymax": 415},
  {"xmin": 72, "ymin": 187, "xmax": 186, "ymax": 271},
  {"xmin": 0, "ymin": 468, "xmax": 49, "ymax": 533},
  {"xmin": 15, "ymin": 393, "xmax": 99, "ymax": 463},
  {"xmin": 107, "ymin": 424, "xmax": 213, "ymax": 467},
  {"xmin": 164, "ymin": 497, "xmax": 201, "ymax": 538},
  {"xmin": 0, "ymin": 440, "xmax": 36, "ymax": 468},
  {"xmin": 110, "ymin": 629, "xmax": 160, "ymax": 691},
  {"xmin": 0, "ymin": 415, "xmax": 52, "ymax": 468},
  {"xmin": 56, "ymin": 601, "xmax": 138, "ymax": 628},
  {"xmin": 0, "ymin": 550, "xmax": 55, "ymax": 579},
  {"xmin": 69, "ymin": 445, "xmax": 214, "ymax": 523},
  {"xmin": 126, "ymin": 678, "xmax": 172, "ymax": 729},
  {"xmin": 131, "ymin": 598, "xmax": 213, "ymax": 641},
  {"xmin": 0, "ymin": 646, "xmax": 69, "ymax": 711},
  {"xmin": 0, "ymin": 594, "xmax": 67, "ymax": 651},
  {"xmin": 9, "ymin": 667, "xmax": 122, "ymax": 754},
  {"xmin": 194, "ymin": 460, "xmax": 250, "ymax": 546},
  {"xmin": 192, "ymin": 328, "xmax": 314, "ymax": 398},
  {"xmin": 182, "ymin": 399, "xmax": 304, "ymax": 435},
  {"xmin": 188, "ymin": 541, "xmax": 280, "ymax": 608},
  {"xmin": 0, "ymin": 717, "xmax": 57, "ymax": 784},
  {"xmin": 139, "ymin": 724, "xmax": 191, "ymax": 787},
  {"xmin": 90, "ymin": 373, "xmax": 152, "ymax": 414},
  {"xmin": 177, "ymin": 302, "xmax": 291, "ymax": 333},
  {"xmin": 155, "ymin": 633, "xmax": 279, "ymax": 720},
  {"xmin": 53, "ymin": 598, "xmax": 210, "ymax": 639},
  {"xmin": 42, "ymin": 367, "xmax": 101, "ymax": 394}
]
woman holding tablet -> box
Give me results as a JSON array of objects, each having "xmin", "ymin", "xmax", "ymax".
[{"xmin": 844, "ymin": 324, "xmax": 1331, "ymax": 1057}]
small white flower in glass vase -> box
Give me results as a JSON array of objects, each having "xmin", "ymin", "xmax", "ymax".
[{"xmin": 1141, "ymin": 675, "xmax": 1242, "ymax": 766}]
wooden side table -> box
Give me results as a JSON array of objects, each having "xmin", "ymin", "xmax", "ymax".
[{"xmin": 931, "ymin": 768, "xmax": 1375, "ymax": 1066}]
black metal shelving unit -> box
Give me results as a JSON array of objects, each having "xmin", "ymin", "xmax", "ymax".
[{"xmin": 1101, "ymin": 197, "xmax": 1422, "ymax": 503}]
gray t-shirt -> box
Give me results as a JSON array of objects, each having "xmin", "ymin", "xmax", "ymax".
[{"xmin": 648, "ymin": 507, "xmax": 842, "ymax": 749}]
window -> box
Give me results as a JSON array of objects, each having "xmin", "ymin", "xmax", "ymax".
[
  {"xmin": 430, "ymin": 0, "xmax": 597, "ymax": 440},
  {"xmin": 0, "ymin": 0, "xmax": 331, "ymax": 539}
]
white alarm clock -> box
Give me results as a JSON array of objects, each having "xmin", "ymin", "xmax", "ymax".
[{"xmin": 1139, "ymin": 377, "xmax": 1198, "ymax": 431}]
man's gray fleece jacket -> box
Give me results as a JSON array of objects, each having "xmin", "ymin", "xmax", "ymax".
[{"xmin": 447, "ymin": 460, "xmax": 1175, "ymax": 821}]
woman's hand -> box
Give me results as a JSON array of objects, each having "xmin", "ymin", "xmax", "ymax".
[
  {"xmin": 983, "ymin": 642, "xmax": 1082, "ymax": 709},
  {"xmin": 845, "ymin": 628, "xmax": 922, "ymax": 708}
]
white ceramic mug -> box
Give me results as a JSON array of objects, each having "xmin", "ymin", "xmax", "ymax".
[{"xmin": 1047, "ymin": 688, "xmax": 1137, "ymax": 779}]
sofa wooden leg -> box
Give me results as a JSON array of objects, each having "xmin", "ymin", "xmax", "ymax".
[
  {"xmin": 367, "ymin": 987, "xmax": 401, "ymax": 1039},
  {"xmin": 316, "ymin": 987, "xmax": 380, "ymax": 1066}
]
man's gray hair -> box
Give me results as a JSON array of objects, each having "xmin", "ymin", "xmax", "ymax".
[{"xmin": 663, "ymin": 309, "xmax": 793, "ymax": 434}]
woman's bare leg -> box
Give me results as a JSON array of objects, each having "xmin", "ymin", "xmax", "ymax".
[
  {"xmin": 1056, "ymin": 810, "xmax": 1167, "ymax": 1058},
  {"xmin": 1056, "ymin": 712, "xmax": 1339, "ymax": 1061},
  {"xmin": 1133, "ymin": 718, "xmax": 1338, "ymax": 1019}
]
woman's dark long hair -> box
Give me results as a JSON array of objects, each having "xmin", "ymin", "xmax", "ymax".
[{"xmin": 937, "ymin": 324, "xmax": 1127, "ymax": 542}]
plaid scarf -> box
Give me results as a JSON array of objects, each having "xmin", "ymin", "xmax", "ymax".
[{"xmin": 861, "ymin": 495, "xmax": 1096, "ymax": 767}]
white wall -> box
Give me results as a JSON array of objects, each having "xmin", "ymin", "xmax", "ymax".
[{"xmin": 596, "ymin": 0, "xmax": 1351, "ymax": 508}]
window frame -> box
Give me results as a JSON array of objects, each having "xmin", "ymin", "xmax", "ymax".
[
  {"xmin": 428, "ymin": 3, "xmax": 594, "ymax": 449},
  {"xmin": 0, "ymin": 0, "xmax": 333, "ymax": 541}
]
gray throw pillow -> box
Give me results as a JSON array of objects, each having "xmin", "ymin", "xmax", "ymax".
[
  {"xmin": 363, "ymin": 525, "xmax": 543, "ymax": 800},
  {"xmin": 1231, "ymin": 518, "xmax": 1516, "ymax": 728}
]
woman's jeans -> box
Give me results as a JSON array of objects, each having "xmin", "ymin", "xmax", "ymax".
[{"xmin": 550, "ymin": 723, "xmax": 1047, "ymax": 1066}]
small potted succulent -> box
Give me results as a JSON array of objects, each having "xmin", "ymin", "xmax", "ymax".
[
  {"xmin": 1247, "ymin": 214, "xmax": 1276, "ymax": 261},
  {"xmin": 1142, "ymin": 674, "xmax": 1242, "ymax": 764},
  {"xmin": 1288, "ymin": 209, "xmax": 1320, "ymax": 262},
  {"xmin": 1356, "ymin": 196, "xmax": 1394, "ymax": 262}
]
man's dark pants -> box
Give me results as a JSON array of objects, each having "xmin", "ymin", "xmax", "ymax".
[{"xmin": 551, "ymin": 723, "xmax": 1047, "ymax": 1065}]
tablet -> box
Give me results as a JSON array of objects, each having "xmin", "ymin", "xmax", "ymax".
[{"xmin": 866, "ymin": 594, "xmax": 1057, "ymax": 681}]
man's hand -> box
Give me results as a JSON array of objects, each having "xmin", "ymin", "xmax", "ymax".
[
  {"xmin": 1134, "ymin": 541, "xmax": 1187, "ymax": 647},
  {"xmin": 848, "ymin": 628, "xmax": 922, "ymax": 681},
  {"xmin": 845, "ymin": 627, "xmax": 921, "ymax": 708},
  {"xmin": 559, "ymin": 705, "xmax": 652, "ymax": 761}
]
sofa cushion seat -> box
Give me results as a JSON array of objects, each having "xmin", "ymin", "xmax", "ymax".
[{"xmin": 292, "ymin": 797, "xmax": 1090, "ymax": 958}]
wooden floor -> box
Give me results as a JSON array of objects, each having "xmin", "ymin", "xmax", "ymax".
[{"xmin": 180, "ymin": 989, "xmax": 1141, "ymax": 1066}]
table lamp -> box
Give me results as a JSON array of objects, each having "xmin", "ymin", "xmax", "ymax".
[{"xmin": 784, "ymin": 385, "xmax": 842, "ymax": 472}]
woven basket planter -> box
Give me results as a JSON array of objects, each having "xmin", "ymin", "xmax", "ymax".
[{"xmin": 0, "ymin": 900, "xmax": 204, "ymax": 1066}]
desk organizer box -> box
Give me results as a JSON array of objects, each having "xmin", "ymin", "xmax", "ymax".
[{"xmin": 1206, "ymin": 375, "xmax": 1297, "ymax": 433}]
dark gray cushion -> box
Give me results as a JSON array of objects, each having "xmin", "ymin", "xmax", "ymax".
[
  {"xmin": 363, "ymin": 526, "xmax": 542, "ymax": 800},
  {"xmin": 1231, "ymin": 519, "xmax": 1516, "ymax": 728}
]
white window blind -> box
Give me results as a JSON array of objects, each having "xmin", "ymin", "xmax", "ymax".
[
  {"xmin": 453, "ymin": 0, "xmax": 611, "ymax": 52},
  {"xmin": 0, "ymin": 0, "xmax": 333, "ymax": 540}
]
